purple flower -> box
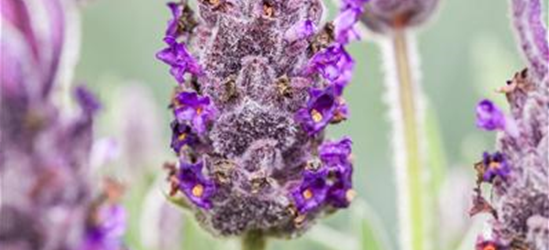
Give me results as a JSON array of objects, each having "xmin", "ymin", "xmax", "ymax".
[
  {"xmin": 173, "ymin": 91, "xmax": 216, "ymax": 134},
  {"xmin": 476, "ymin": 99, "xmax": 506, "ymax": 131},
  {"xmin": 334, "ymin": 7, "xmax": 363, "ymax": 44},
  {"xmin": 292, "ymin": 168, "xmax": 330, "ymax": 213},
  {"xmin": 82, "ymin": 204, "xmax": 127, "ymax": 250},
  {"xmin": 177, "ymin": 160, "xmax": 216, "ymax": 209},
  {"xmin": 165, "ymin": 2, "xmax": 182, "ymax": 41},
  {"xmin": 75, "ymin": 86, "xmax": 101, "ymax": 116},
  {"xmin": 156, "ymin": 41, "xmax": 202, "ymax": 83},
  {"xmin": 170, "ymin": 121, "xmax": 197, "ymax": 154},
  {"xmin": 295, "ymin": 87, "xmax": 343, "ymax": 135},
  {"xmin": 284, "ymin": 20, "xmax": 317, "ymax": 43},
  {"xmin": 319, "ymin": 137, "xmax": 353, "ymax": 166},
  {"xmin": 475, "ymin": 234, "xmax": 509, "ymax": 250},
  {"xmin": 305, "ymin": 45, "xmax": 355, "ymax": 92},
  {"xmin": 341, "ymin": 0, "xmax": 370, "ymax": 9},
  {"xmin": 326, "ymin": 166, "xmax": 354, "ymax": 208},
  {"xmin": 481, "ymin": 152, "xmax": 511, "ymax": 183}
]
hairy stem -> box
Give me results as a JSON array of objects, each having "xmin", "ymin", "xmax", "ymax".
[
  {"xmin": 388, "ymin": 29, "xmax": 426, "ymax": 250},
  {"xmin": 242, "ymin": 231, "xmax": 267, "ymax": 250}
]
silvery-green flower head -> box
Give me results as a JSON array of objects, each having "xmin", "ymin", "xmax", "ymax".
[{"xmin": 157, "ymin": 0, "xmax": 366, "ymax": 238}]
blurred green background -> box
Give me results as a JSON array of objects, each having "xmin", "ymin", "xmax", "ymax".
[{"xmin": 75, "ymin": 0, "xmax": 526, "ymax": 249}]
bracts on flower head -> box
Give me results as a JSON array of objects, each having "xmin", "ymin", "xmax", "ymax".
[{"xmin": 157, "ymin": 0, "xmax": 362, "ymax": 238}]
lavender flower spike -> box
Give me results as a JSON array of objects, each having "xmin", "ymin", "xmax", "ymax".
[
  {"xmin": 156, "ymin": 0, "xmax": 364, "ymax": 247},
  {"xmin": 0, "ymin": 1, "xmax": 127, "ymax": 249},
  {"xmin": 470, "ymin": 1, "xmax": 549, "ymax": 249}
]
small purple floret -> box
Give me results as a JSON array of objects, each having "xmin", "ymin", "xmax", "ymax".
[
  {"xmin": 81, "ymin": 204, "xmax": 127, "ymax": 250},
  {"xmin": 292, "ymin": 168, "xmax": 330, "ymax": 213},
  {"xmin": 334, "ymin": 7, "xmax": 362, "ymax": 44},
  {"xmin": 295, "ymin": 87, "xmax": 340, "ymax": 135},
  {"xmin": 75, "ymin": 86, "xmax": 101, "ymax": 116},
  {"xmin": 285, "ymin": 19, "xmax": 317, "ymax": 43},
  {"xmin": 156, "ymin": 41, "xmax": 202, "ymax": 83},
  {"xmin": 319, "ymin": 137, "xmax": 353, "ymax": 165},
  {"xmin": 170, "ymin": 121, "xmax": 197, "ymax": 153},
  {"xmin": 173, "ymin": 91, "xmax": 216, "ymax": 134},
  {"xmin": 482, "ymin": 151, "xmax": 511, "ymax": 182},
  {"xmin": 165, "ymin": 2, "xmax": 182, "ymax": 40},
  {"xmin": 476, "ymin": 99, "xmax": 506, "ymax": 131},
  {"xmin": 305, "ymin": 45, "xmax": 355, "ymax": 93},
  {"xmin": 178, "ymin": 160, "xmax": 216, "ymax": 209}
]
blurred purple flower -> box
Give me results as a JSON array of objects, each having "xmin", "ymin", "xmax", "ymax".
[
  {"xmin": 476, "ymin": 99, "xmax": 506, "ymax": 131},
  {"xmin": 0, "ymin": 1, "xmax": 127, "ymax": 249},
  {"xmin": 481, "ymin": 152, "xmax": 510, "ymax": 183}
]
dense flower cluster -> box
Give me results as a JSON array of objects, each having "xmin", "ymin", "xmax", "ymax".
[
  {"xmin": 0, "ymin": 0, "xmax": 126, "ymax": 249},
  {"xmin": 470, "ymin": 0, "xmax": 548, "ymax": 249},
  {"xmin": 157, "ymin": 0, "xmax": 367, "ymax": 237}
]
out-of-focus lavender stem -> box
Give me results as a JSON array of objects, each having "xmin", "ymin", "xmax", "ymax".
[
  {"xmin": 388, "ymin": 29, "xmax": 426, "ymax": 250},
  {"xmin": 242, "ymin": 231, "xmax": 266, "ymax": 250}
]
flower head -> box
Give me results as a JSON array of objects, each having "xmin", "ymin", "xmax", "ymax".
[
  {"xmin": 158, "ymin": 0, "xmax": 360, "ymax": 237},
  {"xmin": 476, "ymin": 99, "xmax": 506, "ymax": 131}
]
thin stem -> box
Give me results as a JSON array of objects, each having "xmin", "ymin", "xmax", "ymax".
[
  {"xmin": 392, "ymin": 29, "xmax": 425, "ymax": 250},
  {"xmin": 242, "ymin": 231, "xmax": 267, "ymax": 250}
]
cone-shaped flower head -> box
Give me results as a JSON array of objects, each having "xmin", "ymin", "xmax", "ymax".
[
  {"xmin": 157, "ymin": 0, "xmax": 365, "ymax": 237},
  {"xmin": 0, "ymin": 1, "xmax": 127, "ymax": 249},
  {"xmin": 470, "ymin": 1, "xmax": 549, "ymax": 249}
]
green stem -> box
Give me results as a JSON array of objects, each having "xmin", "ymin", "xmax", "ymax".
[
  {"xmin": 242, "ymin": 231, "xmax": 267, "ymax": 250},
  {"xmin": 392, "ymin": 30, "xmax": 425, "ymax": 250}
]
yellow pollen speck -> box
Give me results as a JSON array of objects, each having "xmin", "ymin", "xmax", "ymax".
[
  {"xmin": 346, "ymin": 189, "xmax": 356, "ymax": 202},
  {"xmin": 311, "ymin": 109, "xmax": 323, "ymax": 123},
  {"xmin": 302, "ymin": 189, "xmax": 313, "ymax": 200},
  {"xmin": 178, "ymin": 133, "xmax": 187, "ymax": 141},
  {"xmin": 192, "ymin": 184, "xmax": 204, "ymax": 197},
  {"xmin": 489, "ymin": 161, "xmax": 500, "ymax": 170},
  {"xmin": 483, "ymin": 244, "xmax": 496, "ymax": 250},
  {"xmin": 196, "ymin": 107, "xmax": 203, "ymax": 115}
]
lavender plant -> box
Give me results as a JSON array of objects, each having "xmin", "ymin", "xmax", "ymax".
[
  {"xmin": 470, "ymin": 0, "xmax": 549, "ymax": 249},
  {"xmin": 155, "ymin": 0, "xmax": 368, "ymax": 248},
  {"xmin": 0, "ymin": 0, "xmax": 127, "ymax": 249}
]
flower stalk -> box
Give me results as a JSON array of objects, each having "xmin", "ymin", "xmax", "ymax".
[
  {"xmin": 394, "ymin": 29, "xmax": 425, "ymax": 250},
  {"xmin": 381, "ymin": 28, "xmax": 428, "ymax": 250},
  {"xmin": 242, "ymin": 231, "xmax": 267, "ymax": 250}
]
